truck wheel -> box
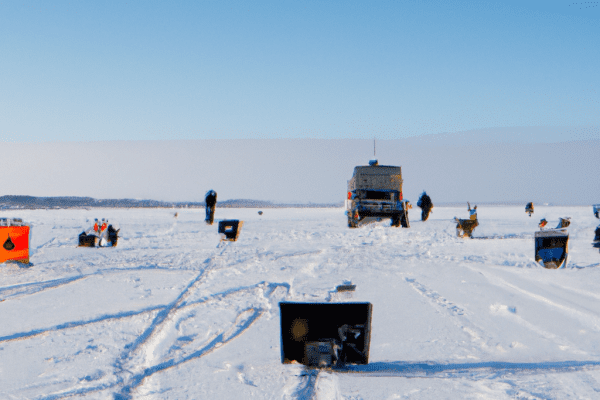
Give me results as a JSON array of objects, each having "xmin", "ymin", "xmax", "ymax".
[
  {"xmin": 391, "ymin": 215, "xmax": 400, "ymax": 227},
  {"xmin": 401, "ymin": 211, "xmax": 410, "ymax": 228}
]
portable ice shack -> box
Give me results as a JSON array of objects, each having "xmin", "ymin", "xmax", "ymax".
[
  {"xmin": 279, "ymin": 302, "xmax": 372, "ymax": 368},
  {"xmin": 535, "ymin": 229, "xmax": 569, "ymax": 269},
  {"xmin": 218, "ymin": 220, "xmax": 243, "ymax": 241},
  {"xmin": 0, "ymin": 218, "xmax": 31, "ymax": 264}
]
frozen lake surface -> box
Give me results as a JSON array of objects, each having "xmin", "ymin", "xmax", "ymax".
[{"xmin": 1, "ymin": 206, "xmax": 600, "ymax": 399}]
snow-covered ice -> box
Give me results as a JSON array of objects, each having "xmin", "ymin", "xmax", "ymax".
[{"xmin": 1, "ymin": 206, "xmax": 600, "ymax": 399}]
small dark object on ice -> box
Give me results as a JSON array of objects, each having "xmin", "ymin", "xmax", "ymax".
[
  {"xmin": 336, "ymin": 284, "xmax": 356, "ymax": 292},
  {"xmin": 556, "ymin": 217, "xmax": 571, "ymax": 229},
  {"xmin": 593, "ymin": 225, "xmax": 600, "ymax": 248},
  {"xmin": 218, "ymin": 220, "xmax": 243, "ymax": 241},
  {"xmin": 78, "ymin": 232, "xmax": 97, "ymax": 247},
  {"xmin": 525, "ymin": 202, "xmax": 534, "ymax": 217},
  {"xmin": 258, "ymin": 211, "xmax": 263, "ymax": 215}
]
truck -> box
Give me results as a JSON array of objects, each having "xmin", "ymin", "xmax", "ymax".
[{"xmin": 345, "ymin": 160, "xmax": 409, "ymax": 228}]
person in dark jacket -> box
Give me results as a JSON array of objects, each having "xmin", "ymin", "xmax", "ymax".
[
  {"xmin": 417, "ymin": 191, "xmax": 433, "ymax": 221},
  {"xmin": 205, "ymin": 190, "xmax": 217, "ymax": 225}
]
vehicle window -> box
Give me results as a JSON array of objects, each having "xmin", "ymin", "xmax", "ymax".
[{"xmin": 364, "ymin": 191, "xmax": 392, "ymax": 200}]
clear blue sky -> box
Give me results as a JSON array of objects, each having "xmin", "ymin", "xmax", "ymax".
[{"xmin": 1, "ymin": 0, "xmax": 599, "ymax": 143}]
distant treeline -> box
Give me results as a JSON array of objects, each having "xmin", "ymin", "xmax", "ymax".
[{"xmin": 0, "ymin": 196, "xmax": 343, "ymax": 209}]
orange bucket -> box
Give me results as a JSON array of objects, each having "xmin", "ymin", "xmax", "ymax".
[{"xmin": 1, "ymin": 226, "xmax": 30, "ymax": 264}]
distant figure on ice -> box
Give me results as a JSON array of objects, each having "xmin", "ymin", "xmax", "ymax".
[
  {"xmin": 525, "ymin": 202, "xmax": 534, "ymax": 217},
  {"xmin": 468, "ymin": 202, "xmax": 477, "ymax": 221},
  {"xmin": 454, "ymin": 202, "xmax": 479, "ymax": 238},
  {"xmin": 417, "ymin": 191, "xmax": 433, "ymax": 221},
  {"xmin": 538, "ymin": 218, "xmax": 548, "ymax": 230},
  {"xmin": 85, "ymin": 219, "xmax": 100, "ymax": 235},
  {"xmin": 99, "ymin": 219, "xmax": 110, "ymax": 246},
  {"xmin": 205, "ymin": 190, "xmax": 217, "ymax": 225}
]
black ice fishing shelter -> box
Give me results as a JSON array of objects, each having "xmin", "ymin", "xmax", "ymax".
[
  {"xmin": 279, "ymin": 302, "xmax": 372, "ymax": 367},
  {"xmin": 535, "ymin": 230, "xmax": 569, "ymax": 269}
]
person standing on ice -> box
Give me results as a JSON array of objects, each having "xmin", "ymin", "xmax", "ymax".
[
  {"xmin": 85, "ymin": 219, "xmax": 99, "ymax": 236},
  {"xmin": 205, "ymin": 190, "xmax": 217, "ymax": 225},
  {"xmin": 468, "ymin": 202, "xmax": 477, "ymax": 221},
  {"xmin": 99, "ymin": 219, "xmax": 110, "ymax": 246},
  {"xmin": 417, "ymin": 191, "xmax": 433, "ymax": 221}
]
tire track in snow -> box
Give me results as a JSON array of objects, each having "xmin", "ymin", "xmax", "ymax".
[
  {"xmin": 404, "ymin": 277, "xmax": 502, "ymax": 354},
  {"xmin": 339, "ymin": 359, "xmax": 600, "ymax": 379},
  {"xmin": 488, "ymin": 303, "xmax": 588, "ymax": 356},
  {"xmin": 108, "ymin": 243, "xmax": 289, "ymax": 398},
  {"xmin": 34, "ymin": 281, "xmax": 288, "ymax": 400},
  {"xmin": 0, "ymin": 267, "xmax": 170, "ymax": 303},
  {"xmin": 115, "ymin": 307, "xmax": 265, "ymax": 398},
  {"xmin": 0, "ymin": 275, "xmax": 88, "ymax": 301},
  {"xmin": 114, "ymin": 243, "xmax": 231, "ymax": 367},
  {"xmin": 0, "ymin": 304, "xmax": 166, "ymax": 343},
  {"xmin": 0, "ymin": 254, "xmax": 204, "ymax": 303},
  {"xmin": 473, "ymin": 267, "xmax": 600, "ymax": 333},
  {"xmin": 405, "ymin": 277, "xmax": 465, "ymax": 316},
  {"xmin": 284, "ymin": 369, "xmax": 319, "ymax": 400},
  {"xmin": 25, "ymin": 244, "xmax": 236, "ymax": 399},
  {"xmin": 15, "ymin": 243, "xmax": 294, "ymax": 398}
]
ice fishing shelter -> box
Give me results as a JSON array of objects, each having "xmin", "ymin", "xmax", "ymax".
[
  {"xmin": 218, "ymin": 220, "xmax": 243, "ymax": 241},
  {"xmin": 280, "ymin": 302, "xmax": 372, "ymax": 368},
  {"xmin": 0, "ymin": 218, "xmax": 31, "ymax": 264},
  {"xmin": 535, "ymin": 229, "xmax": 569, "ymax": 269}
]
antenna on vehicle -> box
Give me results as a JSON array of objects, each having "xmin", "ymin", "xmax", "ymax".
[{"xmin": 369, "ymin": 138, "xmax": 378, "ymax": 166}]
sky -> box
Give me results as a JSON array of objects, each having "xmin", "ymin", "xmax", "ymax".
[
  {"xmin": 0, "ymin": 1, "xmax": 598, "ymax": 204},
  {"xmin": 1, "ymin": 0, "xmax": 599, "ymax": 142}
]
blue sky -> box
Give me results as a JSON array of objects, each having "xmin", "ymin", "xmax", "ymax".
[{"xmin": 1, "ymin": 0, "xmax": 599, "ymax": 143}]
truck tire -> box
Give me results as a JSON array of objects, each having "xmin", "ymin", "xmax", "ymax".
[
  {"xmin": 391, "ymin": 215, "xmax": 401, "ymax": 227},
  {"xmin": 401, "ymin": 210, "xmax": 410, "ymax": 228}
]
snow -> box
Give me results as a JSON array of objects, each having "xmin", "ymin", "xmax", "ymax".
[{"xmin": 1, "ymin": 206, "xmax": 600, "ymax": 399}]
